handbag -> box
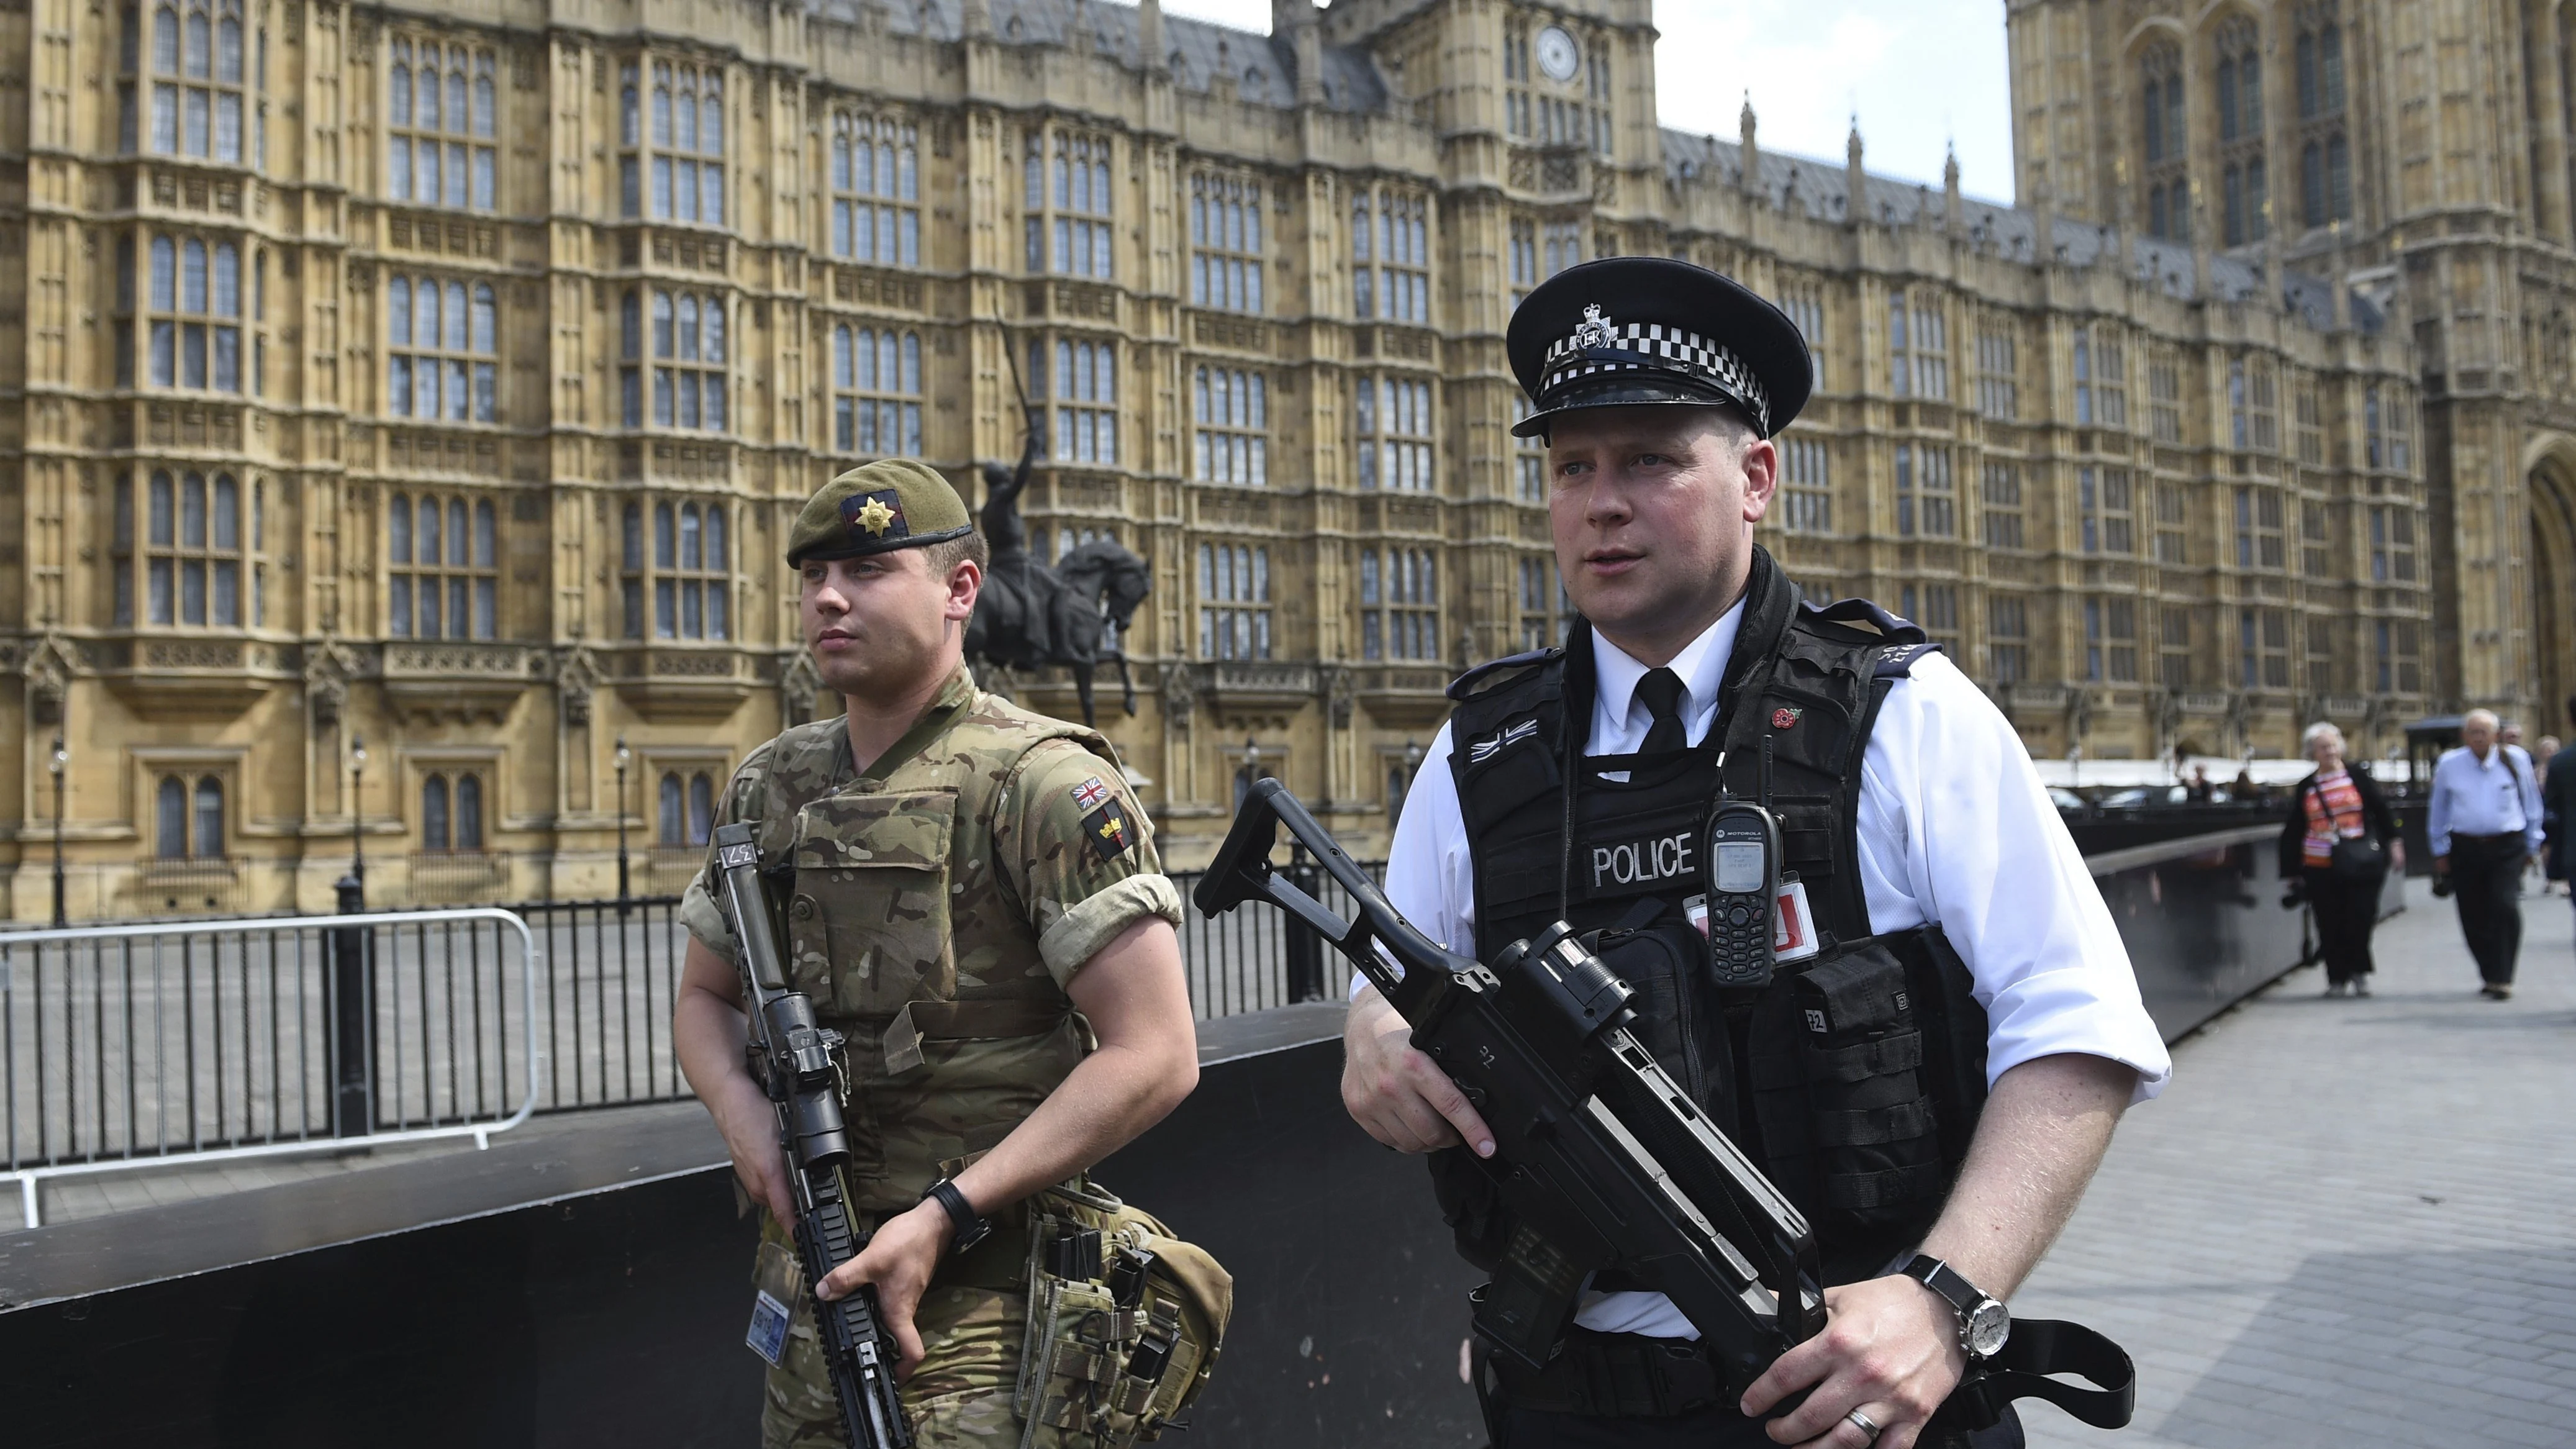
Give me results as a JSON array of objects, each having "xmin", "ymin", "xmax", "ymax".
[{"xmin": 2308, "ymin": 777, "xmax": 2387, "ymax": 882}]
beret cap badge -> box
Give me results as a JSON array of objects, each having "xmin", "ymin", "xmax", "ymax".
[{"xmin": 840, "ymin": 489, "xmax": 908, "ymax": 540}]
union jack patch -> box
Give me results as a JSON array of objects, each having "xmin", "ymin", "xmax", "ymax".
[
  {"xmin": 1469, "ymin": 719, "xmax": 1541, "ymax": 764},
  {"xmin": 1071, "ymin": 776, "xmax": 1113, "ymax": 811}
]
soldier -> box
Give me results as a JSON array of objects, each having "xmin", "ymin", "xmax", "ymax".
[
  {"xmin": 674, "ymin": 458, "xmax": 1200, "ymax": 1447},
  {"xmin": 1343, "ymin": 259, "xmax": 2172, "ymax": 1449}
]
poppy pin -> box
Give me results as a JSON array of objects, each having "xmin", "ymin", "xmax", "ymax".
[{"xmin": 1771, "ymin": 706, "xmax": 1803, "ymax": 730}]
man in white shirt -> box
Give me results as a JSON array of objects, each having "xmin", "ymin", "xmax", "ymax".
[
  {"xmin": 2428, "ymin": 708, "xmax": 2544, "ymax": 999},
  {"xmin": 1343, "ymin": 258, "xmax": 2169, "ymax": 1449}
]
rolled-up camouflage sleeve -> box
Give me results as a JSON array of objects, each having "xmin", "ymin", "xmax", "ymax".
[
  {"xmin": 678, "ymin": 743, "xmax": 776, "ymax": 965},
  {"xmin": 998, "ymin": 740, "xmax": 1184, "ymax": 990}
]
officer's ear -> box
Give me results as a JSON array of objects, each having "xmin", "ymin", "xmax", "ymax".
[{"xmin": 1735, "ymin": 425, "xmax": 1781, "ymax": 519}]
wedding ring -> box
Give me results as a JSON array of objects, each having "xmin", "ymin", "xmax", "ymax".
[{"xmin": 1844, "ymin": 1407, "xmax": 1884, "ymax": 1443}]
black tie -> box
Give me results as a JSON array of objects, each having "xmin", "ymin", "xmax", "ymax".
[{"xmin": 1637, "ymin": 667, "xmax": 1689, "ymax": 754}]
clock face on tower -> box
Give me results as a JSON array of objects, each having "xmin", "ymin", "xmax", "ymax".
[{"xmin": 1536, "ymin": 25, "xmax": 1580, "ymax": 83}]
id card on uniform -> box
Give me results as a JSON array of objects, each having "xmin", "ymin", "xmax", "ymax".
[
  {"xmin": 746, "ymin": 1238, "xmax": 803, "ymax": 1367},
  {"xmin": 1772, "ymin": 879, "xmax": 1820, "ymax": 964},
  {"xmin": 1681, "ymin": 879, "xmax": 1823, "ymax": 965}
]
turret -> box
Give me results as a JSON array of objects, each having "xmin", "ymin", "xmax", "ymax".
[
  {"xmin": 1739, "ymin": 93, "xmax": 1759, "ymax": 193},
  {"xmin": 1274, "ymin": 0, "xmax": 1321, "ymax": 106},
  {"xmin": 1943, "ymin": 144, "xmax": 1962, "ymax": 237},
  {"xmin": 1844, "ymin": 117, "xmax": 1866, "ymax": 229},
  {"xmin": 1141, "ymin": 0, "xmax": 1164, "ymax": 71}
]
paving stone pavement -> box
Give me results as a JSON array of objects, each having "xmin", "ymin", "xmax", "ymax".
[{"xmin": 2018, "ymin": 874, "xmax": 2576, "ymax": 1449}]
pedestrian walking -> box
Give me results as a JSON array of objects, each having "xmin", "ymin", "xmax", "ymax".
[
  {"xmin": 2428, "ymin": 708, "xmax": 2544, "ymax": 999},
  {"xmin": 2541, "ymin": 701, "xmax": 2576, "ymax": 904},
  {"xmin": 2279, "ymin": 722, "xmax": 2400, "ymax": 997}
]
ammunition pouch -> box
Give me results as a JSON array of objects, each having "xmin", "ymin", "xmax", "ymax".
[
  {"xmin": 1750, "ymin": 938, "xmax": 1952, "ymax": 1236},
  {"xmin": 1014, "ymin": 1179, "xmax": 1233, "ymax": 1448}
]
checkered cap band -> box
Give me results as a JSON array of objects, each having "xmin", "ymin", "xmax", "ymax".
[{"xmin": 1540, "ymin": 321, "xmax": 1771, "ymax": 435}]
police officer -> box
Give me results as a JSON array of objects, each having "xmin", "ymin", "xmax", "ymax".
[
  {"xmin": 1341, "ymin": 260, "xmax": 2172, "ymax": 1449},
  {"xmin": 674, "ymin": 459, "xmax": 1202, "ymax": 1447}
]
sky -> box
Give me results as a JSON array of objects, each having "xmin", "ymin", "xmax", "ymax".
[{"xmin": 1158, "ymin": 0, "xmax": 2018, "ymax": 202}]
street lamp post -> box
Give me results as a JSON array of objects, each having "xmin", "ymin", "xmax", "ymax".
[
  {"xmin": 614, "ymin": 736, "xmax": 632, "ymax": 910},
  {"xmin": 49, "ymin": 736, "xmax": 68, "ymax": 927},
  {"xmin": 330, "ymin": 731, "xmax": 373, "ymax": 1134},
  {"xmin": 348, "ymin": 733, "xmax": 368, "ymax": 894}
]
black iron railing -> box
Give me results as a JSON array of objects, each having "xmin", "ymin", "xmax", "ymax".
[{"xmin": 2, "ymin": 868, "xmax": 1377, "ymax": 1173}]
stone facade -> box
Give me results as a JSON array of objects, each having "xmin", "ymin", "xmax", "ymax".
[
  {"xmin": 1, "ymin": 0, "xmax": 2431, "ymax": 919},
  {"xmin": 2008, "ymin": 0, "xmax": 2576, "ymax": 718}
]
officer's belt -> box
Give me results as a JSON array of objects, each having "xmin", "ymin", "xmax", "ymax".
[{"xmin": 1485, "ymin": 1327, "xmax": 1726, "ymax": 1418}]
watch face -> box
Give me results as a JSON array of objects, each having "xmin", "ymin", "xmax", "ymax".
[
  {"xmin": 1967, "ymin": 1301, "xmax": 2011, "ymax": 1358},
  {"xmin": 1536, "ymin": 26, "xmax": 1580, "ymax": 82}
]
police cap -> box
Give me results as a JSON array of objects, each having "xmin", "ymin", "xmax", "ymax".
[
  {"xmin": 1507, "ymin": 257, "xmax": 1812, "ymax": 442},
  {"xmin": 785, "ymin": 458, "xmax": 976, "ymax": 566}
]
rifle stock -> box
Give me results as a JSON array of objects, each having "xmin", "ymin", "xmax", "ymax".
[{"xmin": 714, "ymin": 822, "xmax": 914, "ymax": 1449}]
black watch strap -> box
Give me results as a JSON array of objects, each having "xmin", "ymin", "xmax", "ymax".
[
  {"xmin": 1902, "ymin": 1253, "xmax": 1980, "ymax": 1313},
  {"xmin": 1902, "ymin": 1253, "xmax": 2010, "ymax": 1358},
  {"xmin": 923, "ymin": 1178, "xmax": 992, "ymax": 1256}
]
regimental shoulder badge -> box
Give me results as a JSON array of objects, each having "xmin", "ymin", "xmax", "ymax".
[
  {"xmin": 1080, "ymin": 798, "xmax": 1135, "ymax": 863},
  {"xmin": 1070, "ymin": 775, "xmax": 1113, "ymax": 811}
]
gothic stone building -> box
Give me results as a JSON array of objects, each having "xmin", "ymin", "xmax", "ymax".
[
  {"xmin": 1, "ymin": 0, "xmax": 2433, "ymax": 919},
  {"xmin": 2010, "ymin": 0, "xmax": 2576, "ymax": 720}
]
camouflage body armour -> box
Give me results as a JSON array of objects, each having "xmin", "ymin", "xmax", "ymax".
[{"xmin": 682, "ymin": 666, "xmax": 1189, "ymax": 1448}]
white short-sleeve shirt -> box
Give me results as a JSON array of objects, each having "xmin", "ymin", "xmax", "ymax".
[{"xmin": 1368, "ymin": 602, "xmax": 2171, "ymax": 1338}]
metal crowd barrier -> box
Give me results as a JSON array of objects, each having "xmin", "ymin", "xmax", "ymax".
[
  {"xmin": 0, "ymin": 908, "xmax": 542, "ymax": 1229},
  {"xmin": 1168, "ymin": 859, "xmax": 1385, "ymax": 1019}
]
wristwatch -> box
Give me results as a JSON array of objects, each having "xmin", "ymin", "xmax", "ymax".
[
  {"xmin": 1900, "ymin": 1254, "xmax": 2011, "ymax": 1360},
  {"xmin": 922, "ymin": 1178, "xmax": 994, "ymax": 1257}
]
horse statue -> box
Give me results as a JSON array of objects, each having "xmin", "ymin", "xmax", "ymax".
[{"xmin": 963, "ymin": 410, "xmax": 1152, "ymax": 727}]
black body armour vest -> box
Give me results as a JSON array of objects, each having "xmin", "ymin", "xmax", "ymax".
[{"xmin": 1435, "ymin": 549, "xmax": 1992, "ymax": 1288}]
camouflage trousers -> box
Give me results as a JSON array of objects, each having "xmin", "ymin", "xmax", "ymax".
[{"xmin": 762, "ymin": 1283, "xmax": 1031, "ymax": 1449}]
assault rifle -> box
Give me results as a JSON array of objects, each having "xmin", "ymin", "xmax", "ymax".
[
  {"xmin": 1194, "ymin": 779, "xmax": 1825, "ymax": 1395},
  {"xmin": 1193, "ymin": 781, "xmax": 2136, "ymax": 1433},
  {"xmin": 714, "ymin": 822, "xmax": 914, "ymax": 1449}
]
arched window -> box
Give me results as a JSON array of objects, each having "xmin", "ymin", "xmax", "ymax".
[
  {"xmin": 659, "ymin": 771, "xmax": 684, "ymax": 845},
  {"xmin": 645, "ymin": 289, "xmax": 727, "ymax": 431},
  {"xmin": 688, "ymin": 773, "xmax": 714, "ymax": 847},
  {"xmin": 638, "ymin": 500, "xmax": 730, "ymax": 640},
  {"xmin": 455, "ymin": 774, "xmax": 483, "ymax": 851},
  {"xmin": 638, "ymin": 59, "xmax": 724, "ymax": 223},
  {"xmin": 156, "ymin": 775, "xmax": 188, "ymax": 858},
  {"xmin": 386, "ymin": 491, "xmax": 496, "ymax": 639},
  {"xmin": 830, "ymin": 111, "xmax": 922, "ymax": 266},
  {"xmin": 145, "ymin": 232, "xmax": 243, "ymax": 393},
  {"xmin": 386, "ymin": 270, "xmax": 497, "ymax": 420},
  {"xmin": 831, "ymin": 327, "xmax": 923, "ymax": 457},
  {"xmin": 386, "ymin": 36, "xmax": 498, "ymax": 209},
  {"xmin": 422, "ymin": 774, "xmax": 451, "ymax": 851},
  {"xmin": 194, "ymin": 776, "xmax": 224, "ymax": 856},
  {"xmin": 2139, "ymin": 45, "xmax": 2187, "ymax": 240},
  {"xmin": 147, "ymin": 0, "xmax": 247, "ymax": 161},
  {"xmin": 2213, "ymin": 19, "xmax": 2265, "ymax": 245},
  {"xmin": 623, "ymin": 502, "xmax": 645, "ymax": 637}
]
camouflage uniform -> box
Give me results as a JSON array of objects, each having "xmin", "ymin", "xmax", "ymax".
[{"xmin": 683, "ymin": 652, "xmax": 1179, "ymax": 1443}]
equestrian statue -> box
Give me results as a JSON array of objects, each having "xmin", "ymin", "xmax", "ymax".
[{"xmin": 963, "ymin": 399, "xmax": 1151, "ymax": 729}]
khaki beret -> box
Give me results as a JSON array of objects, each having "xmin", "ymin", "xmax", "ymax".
[{"xmin": 784, "ymin": 459, "xmax": 976, "ymax": 566}]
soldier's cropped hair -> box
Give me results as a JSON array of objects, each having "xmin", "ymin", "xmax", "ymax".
[{"xmin": 924, "ymin": 529, "xmax": 991, "ymax": 579}]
